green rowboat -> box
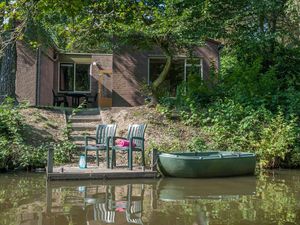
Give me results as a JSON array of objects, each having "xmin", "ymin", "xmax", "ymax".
[{"xmin": 158, "ymin": 151, "xmax": 256, "ymax": 178}]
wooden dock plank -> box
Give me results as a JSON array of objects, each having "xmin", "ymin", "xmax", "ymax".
[{"xmin": 47, "ymin": 166, "xmax": 158, "ymax": 180}]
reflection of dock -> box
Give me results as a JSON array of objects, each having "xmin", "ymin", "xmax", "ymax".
[
  {"xmin": 46, "ymin": 180, "xmax": 157, "ymax": 225},
  {"xmin": 43, "ymin": 176, "xmax": 257, "ymax": 225},
  {"xmin": 47, "ymin": 166, "xmax": 157, "ymax": 180}
]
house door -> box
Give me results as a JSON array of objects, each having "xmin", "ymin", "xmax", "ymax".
[{"xmin": 98, "ymin": 69, "xmax": 113, "ymax": 107}]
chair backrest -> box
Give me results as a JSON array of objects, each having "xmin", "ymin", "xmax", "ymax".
[
  {"xmin": 96, "ymin": 124, "xmax": 117, "ymax": 145},
  {"xmin": 127, "ymin": 124, "xmax": 147, "ymax": 149}
]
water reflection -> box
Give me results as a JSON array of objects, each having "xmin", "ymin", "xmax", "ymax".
[
  {"xmin": 1, "ymin": 170, "xmax": 300, "ymax": 225},
  {"xmin": 45, "ymin": 180, "xmax": 154, "ymax": 225},
  {"xmin": 83, "ymin": 184, "xmax": 144, "ymax": 224},
  {"xmin": 44, "ymin": 177, "xmax": 257, "ymax": 225},
  {"xmin": 158, "ymin": 177, "xmax": 256, "ymax": 201}
]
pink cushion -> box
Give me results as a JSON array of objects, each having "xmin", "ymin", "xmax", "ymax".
[{"xmin": 115, "ymin": 139, "xmax": 136, "ymax": 147}]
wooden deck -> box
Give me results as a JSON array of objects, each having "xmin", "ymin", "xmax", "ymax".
[
  {"xmin": 47, "ymin": 166, "xmax": 158, "ymax": 180},
  {"xmin": 46, "ymin": 149, "xmax": 159, "ymax": 181}
]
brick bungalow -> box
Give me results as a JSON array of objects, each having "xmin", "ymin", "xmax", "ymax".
[{"xmin": 15, "ymin": 40, "xmax": 222, "ymax": 107}]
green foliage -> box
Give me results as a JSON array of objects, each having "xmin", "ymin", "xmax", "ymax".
[
  {"xmin": 220, "ymin": 58, "xmax": 278, "ymax": 106},
  {"xmin": 199, "ymin": 100, "xmax": 299, "ymax": 168},
  {"xmin": 54, "ymin": 141, "xmax": 77, "ymax": 164},
  {"xmin": 0, "ymin": 98, "xmax": 23, "ymax": 141},
  {"xmin": 187, "ymin": 137, "xmax": 208, "ymax": 151},
  {"xmin": 0, "ymin": 98, "xmax": 77, "ymax": 170}
]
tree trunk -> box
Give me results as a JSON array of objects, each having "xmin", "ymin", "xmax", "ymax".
[
  {"xmin": 0, "ymin": 33, "xmax": 17, "ymax": 98},
  {"xmin": 149, "ymin": 54, "xmax": 172, "ymax": 106},
  {"xmin": 0, "ymin": 0, "xmax": 17, "ymax": 98}
]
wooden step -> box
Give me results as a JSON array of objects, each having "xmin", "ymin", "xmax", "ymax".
[
  {"xmin": 69, "ymin": 117, "xmax": 101, "ymax": 123},
  {"xmin": 70, "ymin": 130, "xmax": 96, "ymax": 136},
  {"xmin": 71, "ymin": 123, "xmax": 97, "ymax": 131},
  {"xmin": 72, "ymin": 108, "xmax": 100, "ymax": 116},
  {"xmin": 70, "ymin": 135, "xmax": 86, "ymax": 141}
]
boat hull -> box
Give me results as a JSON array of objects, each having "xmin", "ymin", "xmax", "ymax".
[{"xmin": 158, "ymin": 151, "xmax": 256, "ymax": 178}]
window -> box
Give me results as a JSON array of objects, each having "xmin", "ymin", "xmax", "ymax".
[
  {"xmin": 59, "ymin": 63, "xmax": 74, "ymax": 92},
  {"xmin": 185, "ymin": 58, "xmax": 203, "ymax": 81},
  {"xmin": 148, "ymin": 57, "xmax": 202, "ymax": 96},
  {"xmin": 59, "ymin": 63, "xmax": 91, "ymax": 92}
]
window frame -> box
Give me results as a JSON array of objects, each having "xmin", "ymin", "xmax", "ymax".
[
  {"xmin": 147, "ymin": 56, "xmax": 203, "ymax": 85},
  {"xmin": 58, "ymin": 62, "xmax": 92, "ymax": 93}
]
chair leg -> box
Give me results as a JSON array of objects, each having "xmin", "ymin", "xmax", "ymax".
[
  {"xmin": 129, "ymin": 149, "xmax": 133, "ymax": 170},
  {"xmin": 127, "ymin": 151, "xmax": 130, "ymax": 169},
  {"xmin": 111, "ymin": 150, "xmax": 115, "ymax": 169},
  {"xmin": 106, "ymin": 147, "xmax": 110, "ymax": 169},
  {"xmin": 85, "ymin": 148, "xmax": 88, "ymax": 168},
  {"xmin": 142, "ymin": 150, "xmax": 145, "ymax": 168},
  {"xmin": 96, "ymin": 150, "xmax": 99, "ymax": 167},
  {"xmin": 113, "ymin": 150, "xmax": 116, "ymax": 167}
]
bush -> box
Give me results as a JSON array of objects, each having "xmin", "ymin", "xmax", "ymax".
[
  {"xmin": 0, "ymin": 98, "xmax": 78, "ymax": 170},
  {"xmin": 198, "ymin": 99, "xmax": 299, "ymax": 168}
]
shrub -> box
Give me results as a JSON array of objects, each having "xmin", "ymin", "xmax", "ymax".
[
  {"xmin": 198, "ymin": 99, "xmax": 299, "ymax": 168},
  {"xmin": 0, "ymin": 98, "xmax": 78, "ymax": 170},
  {"xmin": 257, "ymin": 113, "xmax": 298, "ymax": 168}
]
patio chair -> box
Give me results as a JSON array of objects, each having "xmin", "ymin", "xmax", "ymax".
[
  {"xmin": 85, "ymin": 93, "xmax": 98, "ymax": 107},
  {"xmin": 52, "ymin": 90, "xmax": 68, "ymax": 107},
  {"xmin": 85, "ymin": 124, "xmax": 117, "ymax": 168},
  {"xmin": 110, "ymin": 124, "xmax": 147, "ymax": 170}
]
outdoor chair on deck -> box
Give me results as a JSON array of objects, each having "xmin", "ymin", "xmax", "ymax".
[
  {"xmin": 52, "ymin": 90, "xmax": 68, "ymax": 107},
  {"xmin": 85, "ymin": 124, "xmax": 117, "ymax": 168},
  {"xmin": 110, "ymin": 124, "xmax": 147, "ymax": 170}
]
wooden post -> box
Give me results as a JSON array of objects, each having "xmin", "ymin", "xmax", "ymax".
[
  {"xmin": 47, "ymin": 148, "xmax": 54, "ymax": 174},
  {"xmin": 151, "ymin": 149, "xmax": 158, "ymax": 171},
  {"xmin": 151, "ymin": 184, "xmax": 157, "ymax": 209},
  {"xmin": 46, "ymin": 181, "xmax": 52, "ymax": 214}
]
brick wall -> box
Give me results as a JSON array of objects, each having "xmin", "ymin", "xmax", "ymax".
[
  {"xmin": 112, "ymin": 48, "xmax": 149, "ymax": 106},
  {"xmin": 112, "ymin": 41, "xmax": 221, "ymax": 107},
  {"xmin": 39, "ymin": 47, "xmax": 56, "ymax": 106},
  {"xmin": 15, "ymin": 42, "xmax": 37, "ymax": 105}
]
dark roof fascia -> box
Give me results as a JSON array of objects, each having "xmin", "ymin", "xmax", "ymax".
[{"xmin": 59, "ymin": 52, "xmax": 113, "ymax": 56}]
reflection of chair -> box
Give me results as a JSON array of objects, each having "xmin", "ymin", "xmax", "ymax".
[
  {"xmin": 52, "ymin": 90, "xmax": 68, "ymax": 107},
  {"xmin": 94, "ymin": 203, "xmax": 115, "ymax": 223},
  {"xmin": 111, "ymin": 124, "xmax": 147, "ymax": 170},
  {"xmin": 85, "ymin": 124, "xmax": 117, "ymax": 168},
  {"xmin": 85, "ymin": 185, "xmax": 116, "ymax": 224},
  {"xmin": 126, "ymin": 184, "xmax": 144, "ymax": 224}
]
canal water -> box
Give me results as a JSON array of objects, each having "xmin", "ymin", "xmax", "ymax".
[{"xmin": 0, "ymin": 170, "xmax": 299, "ymax": 225}]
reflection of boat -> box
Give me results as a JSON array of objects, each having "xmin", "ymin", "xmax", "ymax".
[
  {"xmin": 158, "ymin": 151, "xmax": 256, "ymax": 178},
  {"xmin": 158, "ymin": 177, "xmax": 256, "ymax": 201}
]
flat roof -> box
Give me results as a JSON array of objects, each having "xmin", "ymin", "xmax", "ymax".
[{"xmin": 59, "ymin": 52, "xmax": 113, "ymax": 56}]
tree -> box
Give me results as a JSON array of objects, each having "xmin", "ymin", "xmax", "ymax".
[
  {"xmin": 0, "ymin": 0, "xmax": 34, "ymax": 97},
  {"xmin": 35, "ymin": 0, "xmax": 209, "ymax": 104}
]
